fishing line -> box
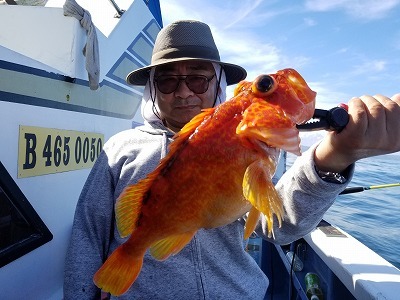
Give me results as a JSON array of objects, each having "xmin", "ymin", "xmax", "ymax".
[{"xmin": 340, "ymin": 182, "xmax": 400, "ymax": 195}]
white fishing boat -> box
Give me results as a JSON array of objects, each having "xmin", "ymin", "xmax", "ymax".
[
  {"xmin": 250, "ymin": 218, "xmax": 400, "ymax": 299},
  {"xmin": 0, "ymin": 1, "xmax": 399, "ymax": 299},
  {"xmin": 0, "ymin": 0, "xmax": 162, "ymax": 298}
]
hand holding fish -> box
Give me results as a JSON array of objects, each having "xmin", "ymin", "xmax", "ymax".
[{"xmin": 314, "ymin": 93, "xmax": 400, "ymax": 173}]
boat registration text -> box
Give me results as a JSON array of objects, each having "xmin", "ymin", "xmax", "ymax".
[{"xmin": 18, "ymin": 126, "xmax": 104, "ymax": 178}]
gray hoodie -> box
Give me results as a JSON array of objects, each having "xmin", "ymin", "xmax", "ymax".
[{"xmin": 63, "ymin": 122, "xmax": 352, "ymax": 299}]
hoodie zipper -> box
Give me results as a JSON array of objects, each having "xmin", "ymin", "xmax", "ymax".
[{"xmin": 192, "ymin": 235, "xmax": 206, "ymax": 300}]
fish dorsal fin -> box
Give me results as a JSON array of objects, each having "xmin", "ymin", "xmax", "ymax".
[
  {"xmin": 150, "ymin": 231, "xmax": 196, "ymax": 261},
  {"xmin": 169, "ymin": 108, "xmax": 215, "ymax": 150},
  {"xmin": 242, "ymin": 159, "xmax": 284, "ymax": 238},
  {"xmin": 115, "ymin": 173, "xmax": 157, "ymax": 238}
]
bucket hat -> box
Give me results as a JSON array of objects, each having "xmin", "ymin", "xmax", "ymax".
[{"xmin": 126, "ymin": 20, "xmax": 247, "ymax": 86}]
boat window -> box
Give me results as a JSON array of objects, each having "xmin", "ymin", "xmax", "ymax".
[{"xmin": 0, "ymin": 161, "xmax": 52, "ymax": 268}]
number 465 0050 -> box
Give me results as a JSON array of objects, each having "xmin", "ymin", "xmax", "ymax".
[{"xmin": 18, "ymin": 126, "xmax": 104, "ymax": 178}]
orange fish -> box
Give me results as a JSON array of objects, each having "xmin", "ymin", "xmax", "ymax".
[{"xmin": 94, "ymin": 68, "xmax": 316, "ymax": 295}]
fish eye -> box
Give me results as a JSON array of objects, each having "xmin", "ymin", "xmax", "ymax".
[{"xmin": 255, "ymin": 75, "xmax": 275, "ymax": 93}]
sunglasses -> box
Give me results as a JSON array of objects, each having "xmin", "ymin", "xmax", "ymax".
[{"xmin": 154, "ymin": 74, "xmax": 215, "ymax": 94}]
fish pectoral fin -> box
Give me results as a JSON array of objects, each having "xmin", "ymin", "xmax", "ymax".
[
  {"xmin": 150, "ymin": 231, "xmax": 196, "ymax": 261},
  {"xmin": 243, "ymin": 160, "xmax": 284, "ymax": 238},
  {"xmin": 244, "ymin": 206, "xmax": 261, "ymax": 239},
  {"xmin": 94, "ymin": 245, "xmax": 145, "ymax": 296}
]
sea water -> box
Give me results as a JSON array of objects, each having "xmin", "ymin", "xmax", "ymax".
[{"xmin": 287, "ymin": 152, "xmax": 400, "ymax": 269}]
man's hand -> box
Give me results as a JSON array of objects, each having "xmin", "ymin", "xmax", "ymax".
[{"xmin": 314, "ymin": 93, "xmax": 400, "ymax": 173}]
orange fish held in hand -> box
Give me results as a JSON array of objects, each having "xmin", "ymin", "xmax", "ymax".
[{"xmin": 94, "ymin": 68, "xmax": 316, "ymax": 295}]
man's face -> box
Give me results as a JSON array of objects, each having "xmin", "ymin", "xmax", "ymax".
[{"xmin": 154, "ymin": 61, "xmax": 217, "ymax": 132}]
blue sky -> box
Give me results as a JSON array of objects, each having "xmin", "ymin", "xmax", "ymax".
[{"xmin": 160, "ymin": 0, "xmax": 400, "ymax": 111}]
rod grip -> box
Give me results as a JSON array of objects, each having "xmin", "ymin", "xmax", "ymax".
[{"xmin": 339, "ymin": 186, "xmax": 365, "ymax": 195}]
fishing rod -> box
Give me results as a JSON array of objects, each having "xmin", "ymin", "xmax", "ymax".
[{"xmin": 340, "ymin": 183, "xmax": 400, "ymax": 195}]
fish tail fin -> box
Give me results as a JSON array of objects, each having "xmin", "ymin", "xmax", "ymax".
[
  {"xmin": 243, "ymin": 160, "xmax": 284, "ymax": 238},
  {"xmin": 93, "ymin": 245, "xmax": 145, "ymax": 296}
]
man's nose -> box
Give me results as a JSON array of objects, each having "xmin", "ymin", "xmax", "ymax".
[{"xmin": 174, "ymin": 79, "xmax": 194, "ymax": 97}]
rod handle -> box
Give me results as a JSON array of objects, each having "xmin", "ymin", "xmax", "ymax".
[{"xmin": 339, "ymin": 186, "xmax": 366, "ymax": 195}]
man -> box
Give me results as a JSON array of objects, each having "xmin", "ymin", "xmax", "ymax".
[{"xmin": 64, "ymin": 20, "xmax": 400, "ymax": 299}]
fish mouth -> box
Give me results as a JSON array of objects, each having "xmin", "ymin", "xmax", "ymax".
[
  {"xmin": 244, "ymin": 126, "xmax": 302, "ymax": 156},
  {"xmin": 253, "ymin": 140, "xmax": 281, "ymax": 161},
  {"xmin": 295, "ymin": 100, "xmax": 316, "ymax": 125}
]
